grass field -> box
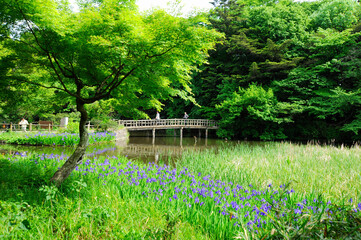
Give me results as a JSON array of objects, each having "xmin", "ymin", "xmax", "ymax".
[{"xmin": 0, "ymin": 142, "xmax": 360, "ymax": 239}]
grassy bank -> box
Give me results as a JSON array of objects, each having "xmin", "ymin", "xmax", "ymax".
[
  {"xmin": 0, "ymin": 142, "xmax": 360, "ymax": 239},
  {"xmin": 0, "ymin": 131, "xmax": 115, "ymax": 146}
]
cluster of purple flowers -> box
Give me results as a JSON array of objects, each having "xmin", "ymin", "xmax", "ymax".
[
  {"xmin": 20, "ymin": 131, "xmax": 116, "ymax": 146},
  {"xmin": 72, "ymin": 156, "xmax": 361, "ymax": 232},
  {"xmin": 10, "ymin": 152, "xmax": 361, "ymax": 234}
]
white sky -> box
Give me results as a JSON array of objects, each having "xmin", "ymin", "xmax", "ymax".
[
  {"xmin": 136, "ymin": 0, "xmax": 214, "ymax": 14},
  {"xmin": 69, "ymin": 0, "xmax": 213, "ymax": 15}
]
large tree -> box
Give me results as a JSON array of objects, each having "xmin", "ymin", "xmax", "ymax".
[{"xmin": 1, "ymin": 0, "xmax": 221, "ymax": 185}]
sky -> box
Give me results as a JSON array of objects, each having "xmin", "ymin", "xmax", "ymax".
[
  {"xmin": 136, "ymin": 0, "xmax": 213, "ymax": 14},
  {"xmin": 69, "ymin": 0, "xmax": 214, "ymax": 15}
]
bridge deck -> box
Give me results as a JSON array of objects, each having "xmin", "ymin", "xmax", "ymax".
[{"xmin": 117, "ymin": 119, "xmax": 218, "ymax": 131}]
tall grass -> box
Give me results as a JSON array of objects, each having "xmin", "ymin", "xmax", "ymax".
[
  {"xmin": 1, "ymin": 141, "xmax": 361, "ymax": 239},
  {"xmin": 179, "ymin": 142, "xmax": 361, "ymax": 204}
]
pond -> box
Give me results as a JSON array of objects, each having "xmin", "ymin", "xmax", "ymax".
[{"xmin": 0, "ymin": 137, "xmax": 242, "ymax": 164}]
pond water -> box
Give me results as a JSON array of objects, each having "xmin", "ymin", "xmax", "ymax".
[{"xmin": 0, "ymin": 137, "xmax": 236, "ymax": 164}]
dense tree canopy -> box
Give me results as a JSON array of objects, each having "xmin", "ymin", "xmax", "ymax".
[{"xmin": 162, "ymin": 0, "xmax": 361, "ymax": 142}]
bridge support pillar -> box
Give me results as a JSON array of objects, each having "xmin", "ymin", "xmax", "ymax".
[
  {"xmin": 199, "ymin": 129, "xmax": 201, "ymax": 138},
  {"xmin": 180, "ymin": 127, "xmax": 183, "ymax": 145},
  {"xmin": 152, "ymin": 128, "xmax": 155, "ymax": 145},
  {"xmin": 205, "ymin": 128, "xmax": 208, "ymax": 139}
]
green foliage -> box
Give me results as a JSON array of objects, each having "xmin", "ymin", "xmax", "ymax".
[
  {"xmin": 39, "ymin": 185, "xmax": 59, "ymax": 203},
  {"xmin": 216, "ymin": 84, "xmax": 298, "ymax": 140},
  {"xmin": 272, "ymin": 67, "xmax": 329, "ymax": 101},
  {"xmin": 176, "ymin": 0, "xmax": 361, "ymax": 142},
  {"xmin": 309, "ymin": 28, "xmax": 359, "ymax": 60},
  {"xmin": 341, "ymin": 113, "xmax": 361, "ymax": 135},
  {"xmin": 91, "ymin": 118, "xmax": 119, "ymax": 132},
  {"xmin": 57, "ymin": 120, "xmax": 79, "ymax": 134},
  {"xmin": 247, "ymin": 0, "xmax": 309, "ymax": 43},
  {"xmin": 309, "ymin": 0, "xmax": 361, "ymax": 31}
]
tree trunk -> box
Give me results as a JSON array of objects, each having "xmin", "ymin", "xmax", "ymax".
[{"xmin": 50, "ymin": 100, "xmax": 89, "ymax": 186}]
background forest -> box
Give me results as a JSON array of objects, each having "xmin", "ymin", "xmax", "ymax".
[{"xmin": 2, "ymin": 0, "xmax": 361, "ymax": 142}]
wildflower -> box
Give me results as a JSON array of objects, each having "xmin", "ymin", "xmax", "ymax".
[{"xmin": 294, "ymin": 208, "xmax": 302, "ymax": 214}]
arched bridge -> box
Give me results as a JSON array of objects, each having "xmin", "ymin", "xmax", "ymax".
[
  {"xmin": 116, "ymin": 119, "xmax": 218, "ymax": 143},
  {"xmin": 117, "ymin": 119, "xmax": 218, "ymax": 131}
]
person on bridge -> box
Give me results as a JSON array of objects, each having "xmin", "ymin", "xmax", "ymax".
[
  {"xmin": 19, "ymin": 118, "xmax": 29, "ymax": 131},
  {"xmin": 155, "ymin": 111, "xmax": 160, "ymax": 125},
  {"xmin": 183, "ymin": 112, "xmax": 189, "ymax": 119},
  {"xmin": 155, "ymin": 111, "xmax": 160, "ymax": 120}
]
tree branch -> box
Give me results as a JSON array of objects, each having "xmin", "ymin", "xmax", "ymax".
[
  {"xmin": 84, "ymin": 67, "xmax": 137, "ymax": 103},
  {"xmin": 145, "ymin": 39, "xmax": 186, "ymax": 59},
  {"xmin": 96, "ymin": 62, "xmax": 124, "ymax": 95},
  {"xmin": 15, "ymin": 78, "xmax": 67, "ymax": 92}
]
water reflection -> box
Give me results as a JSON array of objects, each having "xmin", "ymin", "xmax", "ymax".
[{"xmin": 0, "ymin": 137, "xmax": 229, "ymax": 164}]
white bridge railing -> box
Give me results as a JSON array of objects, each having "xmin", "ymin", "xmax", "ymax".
[{"xmin": 117, "ymin": 119, "xmax": 218, "ymax": 129}]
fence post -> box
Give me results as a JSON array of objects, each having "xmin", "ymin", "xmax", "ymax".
[
  {"xmin": 48, "ymin": 123, "xmax": 51, "ymax": 132},
  {"xmin": 29, "ymin": 123, "xmax": 32, "ymax": 132},
  {"xmin": 88, "ymin": 121, "xmax": 91, "ymax": 131},
  {"xmin": 10, "ymin": 123, "xmax": 12, "ymax": 132}
]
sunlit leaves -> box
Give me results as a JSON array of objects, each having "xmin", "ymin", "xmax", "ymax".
[{"xmin": 309, "ymin": 0, "xmax": 361, "ymax": 31}]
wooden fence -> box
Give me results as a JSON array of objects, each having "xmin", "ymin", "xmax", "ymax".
[{"xmin": 0, "ymin": 122, "xmax": 96, "ymax": 132}]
